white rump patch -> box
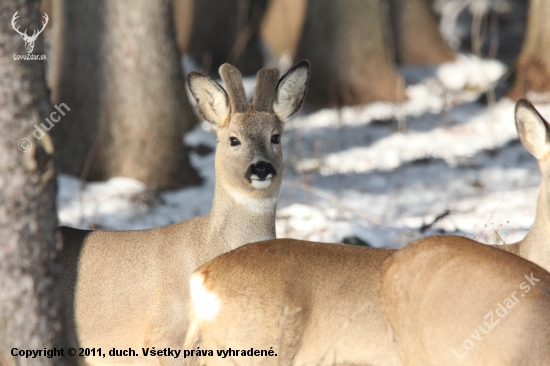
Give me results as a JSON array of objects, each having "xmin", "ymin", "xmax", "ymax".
[
  {"xmin": 189, "ymin": 273, "xmax": 220, "ymax": 321},
  {"xmin": 228, "ymin": 189, "xmax": 277, "ymax": 214}
]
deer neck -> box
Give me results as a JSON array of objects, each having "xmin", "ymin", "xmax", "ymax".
[
  {"xmin": 517, "ymin": 181, "xmax": 550, "ymax": 272},
  {"xmin": 206, "ymin": 180, "xmax": 278, "ymax": 252}
]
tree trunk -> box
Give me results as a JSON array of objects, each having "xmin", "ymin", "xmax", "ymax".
[
  {"xmin": 0, "ymin": 1, "xmax": 75, "ymax": 365},
  {"xmin": 173, "ymin": 0, "xmax": 193, "ymax": 54},
  {"xmin": 295, "ymin": 0, "xmax": 406, "ymax": 108},
  {"xmin": 260, "ymin": 0, "xmax": 307, "ymax": 61},
  {"xmin": 391, "ymin": 0, "xmax": 456, "ymax": 65},
  {"xmin": 187, "ymin": 0, "xmax": 268, "ymax": 76},
  {"xmin": 508, "ymin": 0, "xmax": 550, "ymax": 99},
  {"xmin": 49, "ymin": 0, "xmax": 201, "ymax": 190}
]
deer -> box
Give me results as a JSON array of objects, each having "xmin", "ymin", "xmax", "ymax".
[
  {"xmin": 376, "ymin": 99, "xmax": 550, "ymax": 365},
  {"xmin": 379, "ymin": 237, "xmax": 550, "ymax": 366},
  {"xmin": 11, "ymin": 10, "xmax": 48, "ymax": 53},
  {"xmin": 59, "ymin": 60, "xmax": 310, "ymax": 366},
  {"xmin": 184, "ymin": 100, "xmax": 550, "ymax": 365}
]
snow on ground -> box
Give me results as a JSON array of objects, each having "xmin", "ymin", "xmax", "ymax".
[{"xmin": 58, "ymin": 55, "xmax": 550, "ymax": 249}]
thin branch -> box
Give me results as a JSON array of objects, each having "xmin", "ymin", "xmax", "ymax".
[
  {"xmin": 420, "ymin": 209, "xmax": 451, "ymax": 233},
  {"xmin": 283, "ymin": 180, "xmax": 382, "ymax": 225}
]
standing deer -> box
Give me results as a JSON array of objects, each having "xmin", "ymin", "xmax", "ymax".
[
  {"xmin": 11, "ymin": 11, "xmax": 48, "ymax": 53},
  {"xmin": 378, "ymin": 99, "xmax": 550, "ymax": 365},
  {"xmin": 184, "ymin": 100, "xmax": 550, "ymax": 365},
  {"xmin": 59, "ymin": 61, "xmax": 310, "ymax": 366}
]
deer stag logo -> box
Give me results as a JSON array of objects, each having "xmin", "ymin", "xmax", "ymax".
[{"xmin": 12, "ymin": 11, "xmax": 49, "ymax": 54}]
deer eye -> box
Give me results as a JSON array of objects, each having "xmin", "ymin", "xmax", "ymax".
[
  {"xmin": 230, "ymin": 137, "xmax": 241, "ymax": 146},
  {"xmin": 271, "ymin": 134, "xmax": 280, "ymax": 144}
]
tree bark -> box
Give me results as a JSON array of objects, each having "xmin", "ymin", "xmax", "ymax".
[
  {"xmin": 391, "ymin": 0, "xmax": 456, "ymax": 65},
  {"xmin": 260, "ymin": 0, "xmax": 307, "ymax": 61},
  {"xmin": 295, "ymin": 0, "xmax": 406, "ymax": 108},
  {"xmin": 49, "ymin": 0, "xmax": 201, "ymax": 190},
  {"xmin": 0, "ymin": 1, "xmax": 75, "ymax": 365},
  {"xmin": 187, "ymin": 0, "xmax": 268, "ymax": 76},
  {"xmin": 508, "ymin": 0, "xmax": 550, "ymax": 99},
  {"xmin": 173, "ymin": 0, "xmax": 193, "ymax": 54}
]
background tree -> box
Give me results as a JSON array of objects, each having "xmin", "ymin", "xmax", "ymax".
[
  {"xmin": 173, "ymin": 0, "xmax": 193, "ymax": 54},
  {"xmin": 49, "ymin": 0, "xmax": 200, "ymax": 190},
  {"xmin": 295, "ymin": 0, "xmax": 406, "ymax": 108},
  {"xmin": 187, "ymin": 0, "xmax": 268, "ymax": 76},
  {"xmin": 508, "ymin": 0, "xmax": 550, "ymax": 99},
  {"xmin": 0, "ymin": 1, "xmax": 74, "ymax": 365},
  {"xmin": 260, "ymin": 0, "xmax": 307, "ymax": 62},
  {"xmin": 391, "ymin": 0, "xmax": 456, "ymax": 65}
]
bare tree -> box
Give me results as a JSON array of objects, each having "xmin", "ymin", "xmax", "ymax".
[
  {"xmin": 391, "ymin": 0, "xmax": 456, "ymax": 65},
  {"xmin": 187, "ymin": 0, "xmax": 268, "ymax": 76},
  {"xmin": 173, "ymin": 0, "xmax": 193, "ymax": 54},
  {"xmin": 260, "ymin": 0, "xmax": 307, "ymax": 61},
  {"xmin": 49, "ymin": 0, "xmax": 201, "ymax": 190},
  {"xmin": 508, "ymin": 0, "xmax": 550, "ymax": 99},
  {"xmin": 295, "ymin": 0, "xmax": 406, "ymax": 108},
  {"xmin": 0, "ymin": 1, "xmax": 74, "ymax": 365}
]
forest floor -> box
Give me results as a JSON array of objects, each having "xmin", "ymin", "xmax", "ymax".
[{"xmin": 58, "ymin": 54, "xmax": 550, "ymax": 249}]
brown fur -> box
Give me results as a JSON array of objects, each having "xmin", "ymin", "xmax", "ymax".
[
  {"xmin": 59, "ymin": 61, "xmax": 310, "ymax": 366},
  {"xmin": 184, "ymin": 100, "xmax": 550, "ymax": 365},
  {"xmin": 483, "ymin": 99, "xmax": 550, "ymax": 272},
  {"xmin": 379, "ymin": 237, "xmax": 550, "ymax": 365},
  {"xmin": 378, "ymin": 99, "xmax": 550, "ymax": 365},
  {"xmin": 188, "ymin": 240, "xmax": 397, "ymax": 365}
]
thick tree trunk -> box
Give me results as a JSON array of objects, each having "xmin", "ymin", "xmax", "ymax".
[
  {"xmin": 49, "ymin": 0, "xmax": 201, "ymax": 190},
  {"xmin": 187, "ymin": 0, "xmax": 268, "ymax": 76},
  {"xmin": 260, "ymin": 0, "xmax": 307, "ymax": 61},
  {"xmin": 0, "ymin": 1, "xmax": 74, "ymax": 365},
  {"xmin": 295, "ymin": 0, "xmax": 406, "ymax": 108},
  {"xmin": 391, "ymin": 0, "xmax": 456, "ymax": 65},
  {"xmin": 173, "ymin": 0, "xmax": 193, "ymax": 54},
  {"xmin": 508, "ymin": 0, "xmax": 550, "ymax": 99}
]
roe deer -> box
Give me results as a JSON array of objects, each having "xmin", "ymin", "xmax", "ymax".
[
  {"xmin": 376, "ymin": 99, "xmax": 550, "ymax": 365},
  {"xmin": 183, "ymin": 100, "xmax": 550, "ymax": 365},
  {"xmin": 59, "ymin": 61, "xmax": 310, "ymax": 365},
  {"xmin": 379, "ymin": 238, "xmax": 550, "ymax": 366}
]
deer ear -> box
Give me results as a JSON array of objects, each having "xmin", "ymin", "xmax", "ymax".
[
  {"xmin": 515, "ymin": 99, "xmax": 550, "ymax": 160},
  {"xmin": 273, "ymin": 60, "xmax": 310, "ymax": 121},
  {"xmin": 188, "ymin": 72, "xmax": 230, "ymax": 128}
]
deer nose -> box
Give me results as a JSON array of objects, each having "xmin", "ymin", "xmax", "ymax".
[{"xmin": 249, "ymin": 161, "xmax": 276, "ymax": 180}]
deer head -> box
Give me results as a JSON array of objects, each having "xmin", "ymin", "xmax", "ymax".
[
  {"xmin": 12, "ymin": 11, "xmax": 49, "ymax": 54},
  {"xmin": 187, "ymin": 61, "xmax": 310, "ymax": 201}
]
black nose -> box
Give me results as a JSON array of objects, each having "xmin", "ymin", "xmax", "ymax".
[{"xmin": 249, "ymin": 161, "xmax": 276, "ymax": 180}]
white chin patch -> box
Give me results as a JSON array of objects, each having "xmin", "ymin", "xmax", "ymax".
[{"xmin": 251, "ymin": 179, "xmax": 272, "ymax": 189}]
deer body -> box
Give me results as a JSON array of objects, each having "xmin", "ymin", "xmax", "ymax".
[
  {"xmin": 186, "ymin": 240, "xmax": 397, "ymax": 366},
  {"xmin": 59, "ymin": 61, "xmax": 310, "ymax": 366},
  {"xmin": 379, "ymin": 237, "xmax": 550, "ymax": 366},
  {"xmin": 377, "ymin": 99, "xmax": 550, "ymax": 365},
  {"xmin": 185, "ymin": 100, "xmax": 550, "ymax": 365}
]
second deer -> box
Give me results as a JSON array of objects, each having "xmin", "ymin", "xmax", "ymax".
[{"xmin": 378, "ymin": 100, "xmax": 550, "ymax": 365}]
